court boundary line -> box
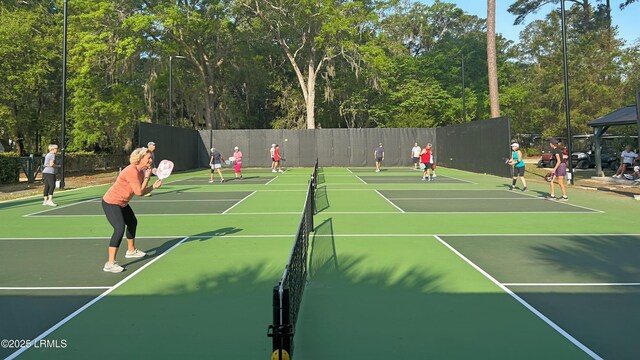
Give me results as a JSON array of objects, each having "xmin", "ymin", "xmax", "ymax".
[
  {"xmin": 4, "ymin": 236, "xmax": 190, "ymax": 360},
  {"xmin": 374, "ymin": 190, "xmax": 405, "ymax": 213},
  {"xmin": 0, "ymin": 286, "xmax": 112, "ymax": 290},
  {"xmin": 433, "ymin": 235, "xmax": 602, "ymax": 360},
  {"xmin": 222, "ymin": 191, "xmax": 257, "ymax": 214},
  {"xmin": 0, "ymin": 235, "xmax": 297, "ymax": 241},
  {"xmin": 513, "ymin": 189, "xmax": 605, "ymax": 213},
  {"xmin": 23, "ymin": 197, "xmax": 100, "ymax": 218},
  {"xmin": 357, "ymin": 176, "xmax": 476, "ymax": 185},
  {"xmin": 22, "ymin": 209, "xmax": 601, "ymax": 217},
  {"xmin": 503, "ymin": 282, "xmax": 640, "ymax": 286},
  {"xmin": 265, "ymin": 176, "xmax": 278, "ymax": 185},
  {"xmin": 387, "ymin": 197, "xmax": 544, "ymax": 201},
  {"xmin": 4, "ymin": 233, "xmax": 639, "ymax": 241},
  {"xmin": 355, "ymin": 175, "xmax": 367, "ymax": 184}
]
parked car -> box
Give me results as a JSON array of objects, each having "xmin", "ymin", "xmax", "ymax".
[
  {"xmin": 538, "ymin": 134, "xmax": 625, "ymax": 170},
  {"xmin": 571, "ymin": 148, "xmax": 619, "ymax": 170}
]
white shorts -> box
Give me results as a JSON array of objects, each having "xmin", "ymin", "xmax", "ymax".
[{"xmin": 212, "ymin": 163, "xmax": 221, "ymax": 169}]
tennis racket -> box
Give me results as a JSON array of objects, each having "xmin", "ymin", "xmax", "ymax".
[{"xmin": 156, "ymin": 160, "xmax": 174, "ymax": 180}]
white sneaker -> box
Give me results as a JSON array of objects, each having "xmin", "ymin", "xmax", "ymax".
[
  {"xmin": 272, "ymin": 170, "xmax": 277, "ymax": 173},
  {"xmin": 375, "ymin": 169, "xmax": 380, "ymax": 173},
  {"xmin": 421, "ymin": 177, "xmax": 425, "ymax": 180},
  {"xmin": 208, "ymin": 180, "xmax": 214, "ymax": 183},
  {"xmin": 125, "ymin": 249, "xmax": 146, "ymax": 258},
  {"xmin": 432, "ymin": 174, "xmax": 437, "ymax": 178},
  {"xmin": 278, "ymin": 170, "xmax": 284, "ymax": 173},
  {"xmin": 46, "ymin": 201, "xmax": 58, "ymax": 207},
  {"xmin": 43, "ymin": 201, "xmax": 48, "ymax": 206},
  {"xmin": 103, "ymin": 261, "xmax": 124, "ymax": 273}
]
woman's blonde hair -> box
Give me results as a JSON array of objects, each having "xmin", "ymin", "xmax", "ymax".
[
  {"xmin": 129, "ymin": 147, "xmax": 149, "ymax": 165},
  {"xmin": 48, "ymin": 144, "xmax": 58, "ymax": 152}
]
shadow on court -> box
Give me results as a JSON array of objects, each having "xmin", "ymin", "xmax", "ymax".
[
  {"xmin": 314, "ymin": 186, "xmax": 330, "ymax": 214},
  {"xmin": 9, "ymin": 227, "xmax": 306, "ymax": 359}
]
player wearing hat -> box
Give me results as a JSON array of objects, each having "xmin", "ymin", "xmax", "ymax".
[
  {"xmin": 546, "ymin": 139, "xmax": 568, "ymax": 201},
  {"xmin": 508, "ymin": 143, "xmax": 527, "ymax": 191},
  {"xmin": 209, "ymin": 147, "xmax": 226, "ymax": 183},
  {"xmin": 233, "ymin": 146, "xmax": 243, "ymax": 179}
]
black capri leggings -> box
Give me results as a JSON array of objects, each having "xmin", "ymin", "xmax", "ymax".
[
  {"xmin": 102, "ymin": 199, "xmax": 138, "ymax": 248},
  {"xmin": 43, "ymin": 173, "xmax": 56, "ymax": 197}
]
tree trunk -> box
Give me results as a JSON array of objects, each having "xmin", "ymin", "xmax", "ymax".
[
  {"xmin": 306, "ymin": 56, "xmax": 316, "ymax": 129},
  {"xmin": 487, "ymin": 0, "xmax": 500, "ymax": 118}
]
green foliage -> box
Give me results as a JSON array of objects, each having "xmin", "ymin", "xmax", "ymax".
[
  {"xmin": 0, "ymin": 153, "xmax": 20, "ymax": 184},
  {"xmin": 1, "ymin": 0, "xmax": 638, "ymax": 147},
  {"xmin": 525, "ymin": 147, "xmax": 539, "ymax": 157}
]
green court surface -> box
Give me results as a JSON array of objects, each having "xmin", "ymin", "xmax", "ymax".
[{"xmin": 1, "ymin": 166, "xmax": 638, "ymax": 359}]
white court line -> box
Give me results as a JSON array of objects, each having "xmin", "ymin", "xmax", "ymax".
[
  {"xmin": 0, "ymin": 234, "xmax": 296, "ymax": 241},
  {"xmin": 513, "ymin": 189, "xmax": 605, "ymax": 213},
  {"xmin": 265, "ymin": 176, "xmax": 278, "ymax": 185},
  {"xmin": 0, "ymin": 287, "xmax": 111, "ymax": 290},
  {"xmin": 433, "ymin": 235, "xmax": 603, "ymax": 360},
  {"xmin": 503, "ymin": 283, "xmax": 640, "ymax": 287},
  {"xmin": 222, "ymin": 191, "xmax": 257, "ymax": 214},
  {"xmin": 346, "ymin": 168, "xmax": 354, "ymax": 174},
  {"xmin": 387, "ymin": 197, "xmax": 543, "ymax": 200},
  {"xmin": 285, "ymin": 233, "xmax": 640, "ymax": 239},
  {"xmin": 127, "ymin": 199, "xmax": 239, "ymax": 203},
  {"xmin": 355, "ymin": 175, "xmax": 367, "ymax": 184},
  {"xmin": 5, "ymin": 233, "xmax": 639, "ymax": 241},
  {"xmin": 23, "ymin": 197, "xmax": 100, "ymax": 217},
  {"xmin": 5, "ymin": 236, "xmax": 190, "ymax": 360},
  {"xmin": 374, "ymin": 190, "xmax": 405, "ymax": 213},
  {"xmin": 22, "ymin": 209, "xmax": 601, "ymax": 217},
  {"xmin": 19, "ymin": 212, "xmax": 303, "ymax": 217},
  {"xmin": 436, "ymin": 175, "xmax": 477, "ymax": 184}
]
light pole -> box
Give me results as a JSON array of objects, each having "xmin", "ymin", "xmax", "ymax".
[
  {"xmin": 560, "ymin": 1, "xmax": 574, "ymax": 184},
  {"xmin": 461, "ymin": 53, "xmax": 466, "ymax": 122},
  {"xmin": 60, "ymin": 0, "xmax": 68, "ymax": 189},
  {"xmin": 169, "ymin": 55, "xmax": 187, "ymax": 126}
]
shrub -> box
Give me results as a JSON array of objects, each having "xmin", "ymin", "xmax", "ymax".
[
  {"xmin": 0, "ymin": 152, "xmax": 20, "ymax": 184},
  {"xmin": 524, "ymin": 148, "xmax": 539, "ymax": 157}
]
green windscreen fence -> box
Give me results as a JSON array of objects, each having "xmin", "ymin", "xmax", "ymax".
[
  {"xmin": 138, "ymin": 122, "xmax": 199, "ymax": 171},
  {"xmin": 436, "ymin": 117, "xmax": 511, "ymax": 178},
  {"xmin": 139, "ymin": 119, "xmax": 510, "ymax": 176}
]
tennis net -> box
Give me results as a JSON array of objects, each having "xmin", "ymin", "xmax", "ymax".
[{"xmin": 268, "ymin": 162, "xmax": 317, "ymax": 360}]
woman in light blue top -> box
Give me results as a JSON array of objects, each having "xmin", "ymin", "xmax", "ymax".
[
  {"xmin": 509, "ymin": 143, "xmax": 527, "ymax": 191},
  {"xmin": 42, "ymin": 144, "xmax": 60, "ymax": 206}
]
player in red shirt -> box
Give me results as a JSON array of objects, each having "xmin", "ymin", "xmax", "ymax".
[
  {"xmin": 420, "ymin": 143, "xmax": 433, "ymax": 181},
  {"xmin": 274, "ymin": 144, "xmax": 283, "ymax": 173}
]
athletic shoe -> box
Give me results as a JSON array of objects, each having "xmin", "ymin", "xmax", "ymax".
[
  {"xmin": 278, "ymin": 170, "xmax": 284, "ymax": 173},
  {"xmin": 545, "ymin": 196, "xmax": 557, "ymax": 201},
  {"xmin": 220, "ymin": 179, "xmax": 225, "ymax": 183},
  {"xmin": 559, "ymin": 196, "xmax": 569, "ymax": 201},
  {"xmin": 375, "ymin": 169, "xmax": 380, "ymax": 172},
  {"xmin": 509, "ymin": 186, "xmax": 514, "ymax": 190},
  {"xmin": 522, "ymin": 187, "xmax": 528, "ymax": 192},
  {"xmin": 46, "ymin": 201, "xmax": 58, "ymax": 207},
  {"xmin": 272, "ymin": 170, "xmax": 277, "ymax": 173},
  {"xmin": 42, "ymin": 201, "xmax": 48, "ymax": 206},
  {"xmin": 208, "ymin": 180, "xmax": 214, "ymax": 183},
  {"xmin": 427, "ymin": 176, "xmax": 432, "ymax": 181},
  {"xmin": 421, "ymin": 177, "xmax": 425, "ymax": 180},
  {"xmin": 125, "ymin": 249, "xmax": 146, "ymax": 258},
  {"xmin": 103, "ymin": 261, "xmax": 124, "ymax": 273},
  {"xmin": 432, "ymin": 174, "xmax": 437, "ymax": 178}
]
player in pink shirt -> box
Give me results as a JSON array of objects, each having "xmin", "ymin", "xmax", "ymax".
[{"xmin": 233, "ymin": 146, "xmax": 243, "ymax": 180}]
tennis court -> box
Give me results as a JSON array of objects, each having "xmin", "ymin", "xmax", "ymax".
[{"xmin": 1, "ymin": 166, "xmax": 638, "ymax": 359}]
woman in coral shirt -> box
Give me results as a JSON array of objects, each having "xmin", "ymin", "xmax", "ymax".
[{"xmin": 101, "ymin": 147, "xmax": 163, "ymax": 273}]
